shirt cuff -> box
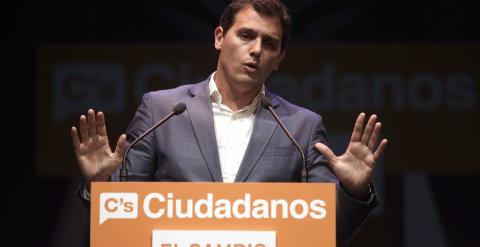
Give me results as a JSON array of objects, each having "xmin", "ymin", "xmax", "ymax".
[
  {"xmin": 340, "ymin": 182, "xmax": 374, "ymax": 203},
  {"xmin": 79, "ymin": 180, "xmax": 91, "ymax": 201}
]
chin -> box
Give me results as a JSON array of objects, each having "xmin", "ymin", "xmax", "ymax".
[{"xmin": 239, "ymin": 76, "xmax": 261, "ymax": 87}]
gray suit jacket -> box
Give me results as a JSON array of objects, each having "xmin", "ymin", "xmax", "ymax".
[{"xmin": 112, "ymin": 79, "xmax": 379, "ymax": 244}]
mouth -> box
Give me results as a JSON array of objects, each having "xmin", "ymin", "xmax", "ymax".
[{"xmin": 243, "ymin": 62, "xmax": 259, "ymax": 73}]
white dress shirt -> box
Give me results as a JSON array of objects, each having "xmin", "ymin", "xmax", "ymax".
[{"xmin": 209, "ymin": 73, "xmax": 265, "ymax": 182}]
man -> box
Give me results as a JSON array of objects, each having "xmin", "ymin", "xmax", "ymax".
[{"xmin": 71, "ymin": 0, "xmax": 387, "ymax": 244}]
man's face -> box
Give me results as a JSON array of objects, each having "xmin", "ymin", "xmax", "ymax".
[{"xmin": 215, "ymin": 5, "xmax": 285, "ymax": 90}]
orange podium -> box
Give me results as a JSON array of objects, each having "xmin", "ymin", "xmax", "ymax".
[{"xmin": 91, "ymin": 182, "xmax": 335, "ymax": 247}]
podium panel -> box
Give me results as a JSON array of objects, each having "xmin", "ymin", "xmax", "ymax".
[{"xmin": 91, "ymin": 182, "xmax": 335, "ymax": 247}]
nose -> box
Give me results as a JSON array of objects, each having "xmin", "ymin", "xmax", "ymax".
[{"xmin": 249, "ymin": 38, "xmax": 262, "ymax": 58}]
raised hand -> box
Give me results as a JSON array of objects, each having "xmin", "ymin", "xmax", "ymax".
[
  {"xmin": 70, "ymin": 109, "xmax": 126, "ymax": 189},
  {"xmin": 315, "ymin": 113, "xmax": 387, "ymax": 198}
]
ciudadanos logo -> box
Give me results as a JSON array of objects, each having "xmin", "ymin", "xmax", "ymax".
[
  {"xmin": 99, "ymin": 192, "xmax": 327, "ymax": 225},
  {"xmin": 100, "ymin": 193, "xmax": 138, "ymax": 224}
]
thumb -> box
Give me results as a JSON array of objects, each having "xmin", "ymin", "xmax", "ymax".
[
  {"xmin": 314, "ymin": 142, "xmax": 337, "ymax": 164},
  {"xmin": 114, "ymin": 134, "xmax": 127, "ymax": 157}
]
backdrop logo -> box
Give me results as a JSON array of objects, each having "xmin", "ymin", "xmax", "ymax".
[
  {"xmin": 52, "ymin": 63, "xmax": 126, "ymax": 123},
  {"xmin": 100, "ymin": 193, "xmax": 138, "ymax": 225}
]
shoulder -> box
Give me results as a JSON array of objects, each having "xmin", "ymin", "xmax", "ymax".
[
  {"xmin": 146, "ymin": 82, "xmax": 201, "ymax": 100},
  {"xmin": 140, "ymin": 80, "xmax": 206, "ymax": 105},
  {"xmin": 270, "ymin": 92, "xmax": 324, "ymax": 125},
  {"xmin": 133, "ymin": 80, "xmax": 207, "ymax": 118}
]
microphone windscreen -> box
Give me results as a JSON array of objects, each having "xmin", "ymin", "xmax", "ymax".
[
  {"xmin": 172, "ymin": 103, "xmax": 187, "ymax": 115},
  {"xmin": 260, "ymin": 96, "xmax": 272, "ymax": 109}
]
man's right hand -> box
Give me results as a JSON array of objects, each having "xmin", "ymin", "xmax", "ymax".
[{"xmin": 70, "ymin": 109, "xmax": 126, "ymax": 191}]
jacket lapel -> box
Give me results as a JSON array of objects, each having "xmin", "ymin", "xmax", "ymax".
[
  {"xmin": 186, "ymin": 80, "xmax": 223, "ymax": 182},
  {"xmin": 234, "ymin": 90, "xmax": 280, "ymax": 182}
]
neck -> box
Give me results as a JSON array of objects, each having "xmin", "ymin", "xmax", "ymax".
[{"xmin": 214, "ymin": 72, "xmax": 261, "ymax": 111}]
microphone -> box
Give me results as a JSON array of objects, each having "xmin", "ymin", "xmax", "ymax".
[
  {"xmin": 260, "ymin": 96, "xmax": 308, "ymax": 182},
  {"xmin": 120, "ymin": 103, "xmax": 187, "ymax": 181}
]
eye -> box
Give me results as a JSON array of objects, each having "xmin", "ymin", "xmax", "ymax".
[
  {"xmin": 240, "ymin": 32, "xmax": 252, "ymax": 40},
  {"xmin": 264, "ymin": 40, "xmax": 279, "ymax": 51}
]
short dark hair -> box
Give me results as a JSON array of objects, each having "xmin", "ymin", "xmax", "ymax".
[{"xmin": 219, "ymin": 0, "xmax": 292, "ymax": 51}]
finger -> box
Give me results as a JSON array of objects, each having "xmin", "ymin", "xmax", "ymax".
[
  {"xmin": 350, "ymin": 113, "xmax": 365, "ymax": 143},
  {"xmin": 361, "ymin": 114, "xmax": 377, "ymax": 145},
  {"xmin": 314, "ymin": 142, "xmax": 337, "ymax": 166},
  {"xmin": 368, "ymin": 122, "xmax": 382, "ymax": 150},
  {"xmin": 96, "ymin": 111, "xmax": 108, "ymax": 137},
  {"xmin": 373, "ymin": 139, "xmax": 388, "ymax": 161},
  {"xmin": 114, "ymin": 134, "xmax": 127, "ymax": 157},
  {"xmin": 79, "ymin": 115, "xmax": 89, "ymax": 143},
  {"xmin": 70, "ymin": 127, "xmax": 81, "ymax": 150},
  {"xmin": 87, "ymin": 109, "xmax": 97, "ymax": 137}
]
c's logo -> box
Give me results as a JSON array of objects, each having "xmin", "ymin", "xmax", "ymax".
[{"xmin": 99, "ymin": 193, "xmax": 138, "ymax": 225}]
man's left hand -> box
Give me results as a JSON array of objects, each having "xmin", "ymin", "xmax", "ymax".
[{"xmin": 315, "ymin": 113, "xmax": 388, "ymax": 198}]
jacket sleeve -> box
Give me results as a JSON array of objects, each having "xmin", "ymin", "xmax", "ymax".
[
  {"xmin": 305, "ymin": 114, "xmax": 380, "ymax": 244},
  {"xmin": 111, "ymin": 92, "xmax": 157, "ymax": 181}
]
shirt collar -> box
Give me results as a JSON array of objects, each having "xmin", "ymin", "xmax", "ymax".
[{"xmin": 208, "ymin": 72, "xmax": 265, "ymax": 111}]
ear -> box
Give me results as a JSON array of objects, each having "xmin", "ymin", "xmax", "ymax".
[
  {"xmin": 214, "ymin": 26, "xmax": 224, "ymax": 51},
  {"xmin": 273, "ymin": 50, "xmax": 286, "ymax": 71}
]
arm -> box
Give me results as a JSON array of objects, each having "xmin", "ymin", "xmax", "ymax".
[
  {"xmin": 306, "ymin": 113, "xmax": 385, "ymax": 244},
  {"xmin": 110, "ymin": 93, "xmax": 158, "ymax": 181}
]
